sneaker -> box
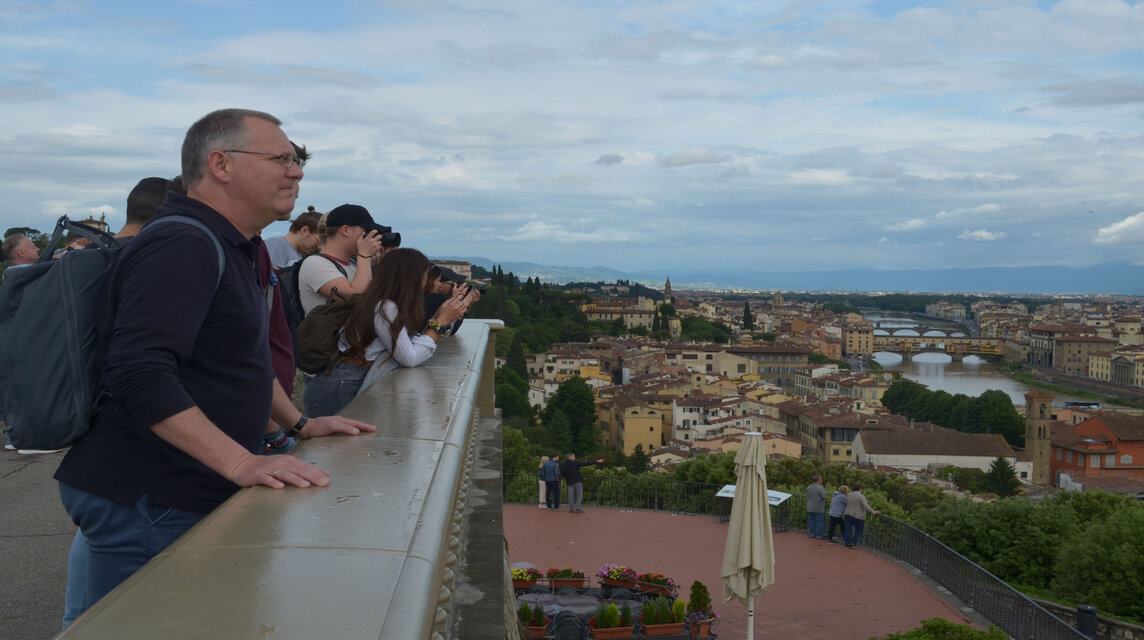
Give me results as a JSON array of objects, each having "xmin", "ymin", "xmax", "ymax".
[
  {"xmin": 826, "ymin": 539, "xmax": 836, "ymax": 544},
  {"xmin": 3, "ymin": 443, "xmax": 15, "ymax": 451},
  {"xmin": 17, "ymin": 448, "xmax": 64, "ymax": 455}
]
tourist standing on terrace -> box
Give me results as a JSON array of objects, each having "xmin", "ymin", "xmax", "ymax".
[
  {"xmin": 2, "ymin": 233, "xmax": 37, "ymax": 271},
  {"xmin": 541, "ymin": 454, "xmax": 562, "ymax": 510},
  {"xmin": 537, "ymin": 456, "xmax": 550, "ymax": 508},
  {"xmin": 265, "ymin": 206, "xmax": 322, "ymax": 268},
  {"xmin": 806, "ymin": 474, "xmax": 827, "ymax": 539},
  {"xmin": 560, "ymin": 452, "xmax": 601, "ymax": 513},
  {"xmin": 54, "ymin": 109, "xmax": 375, "ymax": 625},
  {"xmin": 826, "ymin": 485, "xmax": 848, "ymax": 544},
  {"xmin": 843, "ymin": 485, "xmax": 880, "ymax": 548}
]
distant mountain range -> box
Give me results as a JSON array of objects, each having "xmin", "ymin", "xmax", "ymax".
[{"xmin": 445, "ymin": 258, "xmax": 1144, "ymax": 296}]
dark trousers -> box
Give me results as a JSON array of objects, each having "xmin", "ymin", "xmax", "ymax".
[
  {"xmin": 844, "ymin": 515, "xmax": 866, "ymax": 546},
  {"xmin": 827, "ymin": 515, "xmax": 845, "ymax": 541},
  {"xmin": 545, "ymin": 480, "xmax": 561, "ymax": 509}
]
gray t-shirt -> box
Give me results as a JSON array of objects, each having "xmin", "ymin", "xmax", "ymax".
[{"xmin": 264, "ymin": 235, "xmax": 302, "ymax": 268}]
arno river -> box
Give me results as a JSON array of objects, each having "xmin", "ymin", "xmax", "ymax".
[{"xmin": 865, "ymin": 312, "xmax": 1085, "ymax": 407}]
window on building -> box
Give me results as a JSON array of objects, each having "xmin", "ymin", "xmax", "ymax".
[
  {"xmin": 738, "ymin": 364, "xmax": 746, "ymax": 373},
  {"xmin": 1122, "ymin": 454, "xmax": 1134, "ymax": 465},
  {"xmin": 832, "ymin": 448, "xmax": 839, "ymax": 456},
  {"xmin": 650, "ymin": 426, "xmax": 655, "ymax": 432},
  {"xmin": 846, "ymin": 449, "xmax": 851, "ymax": 456},
  {"xmin": 706, "ymin": 354, "xmax": 713, "ymax": 360},
  {"xmin": 1106, "ymin": 454, "xmax": 1115, "ymax": 467},
  {"xmin": 1066, "ymin": 451, "xmax": 1072, "ymax": 463},
  {"xmin": 1056, "ymin": 448, "xmax": 1061, "ymax": 460}
]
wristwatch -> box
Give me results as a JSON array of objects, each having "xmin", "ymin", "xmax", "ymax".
[
  {"xmin": 425, "ymin": 317, "xmax": 449, "ymax": 334},
  {"xmin": 285, "ymin": 415, "xmax": 308, "ymax": 438}
]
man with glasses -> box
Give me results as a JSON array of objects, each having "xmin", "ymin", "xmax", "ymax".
[{"xmin": 53, "ymin": 109, "xmax": 375, "ymax": 625}]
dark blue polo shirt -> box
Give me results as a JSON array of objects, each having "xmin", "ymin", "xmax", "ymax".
[{"xmin": 55, "ymin": 193, "xmax": 273, "ymax": 513}]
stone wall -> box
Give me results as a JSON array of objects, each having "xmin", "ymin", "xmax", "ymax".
[{"xmin": 1035, "ymin": 599, "xmax": 1144, "ymax": 640}]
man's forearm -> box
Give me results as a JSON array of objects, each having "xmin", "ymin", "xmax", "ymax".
[{"xmin": 151, "ymin": 407, "xmax": 253, "ymax": 482}]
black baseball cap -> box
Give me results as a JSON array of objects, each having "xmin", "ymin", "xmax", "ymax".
[{"xmin": 325, "ymin": 204, "xmax": 383, "ymax": 234}]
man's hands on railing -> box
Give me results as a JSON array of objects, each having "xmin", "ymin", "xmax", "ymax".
[
  {"xmin": 229, "ymin": 452, "xmax": 331, "ymax": 489},
  {"xmin": 299, "ymin": 415, "xmax": 377, "ymax": 439}
]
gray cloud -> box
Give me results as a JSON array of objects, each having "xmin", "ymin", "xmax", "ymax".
[
  {"xmin": 658, "ymin": 147, "xmax": 733, "ymax": 168},
  {"xmin": 595, "ymin": 154, "xmax": 623, "ymax": 166},
  {"xmin": 1045, "ymin": 80, "xmax": 1144, "ymax": 107}
]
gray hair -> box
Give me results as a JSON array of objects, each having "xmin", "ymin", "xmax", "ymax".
[
  {"xmin": 2, "ymin": 233, "xmax": 28, "ymax": 261},
  {"xmin": 180, "ymin": 108, "xmax": 281, "ymax": 187}
]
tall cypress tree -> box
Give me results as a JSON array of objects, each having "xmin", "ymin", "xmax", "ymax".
[
  {"xmin": 742, "ymin": 301, "xmax": 755, "ymax": 331},
  {"xmin": 506, "ymin": 333, "xmax": 528, "ymax": 381}
]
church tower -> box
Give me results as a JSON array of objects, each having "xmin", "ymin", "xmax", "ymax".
[
  {"xmin": 664, "ymin": 277, "xmax": 673, "ymax": 304},
  {"xmin": 1024, "ymin": 392, "xmax": 1054, "ymax": 486}
]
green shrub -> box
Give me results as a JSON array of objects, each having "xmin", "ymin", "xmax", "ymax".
[{"xmin": 871, "ymin": 617, "xmax": 1009, "ymax": 639}]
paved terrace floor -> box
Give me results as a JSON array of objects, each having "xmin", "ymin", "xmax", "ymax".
[{"xmin": 505, "ymin": 505, "xmax": 980, "ymax": 640}]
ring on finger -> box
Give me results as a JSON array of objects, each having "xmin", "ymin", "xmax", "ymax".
[{"xmin": 273, "ymin": 469, "xmax": 282, "ymax": 478}]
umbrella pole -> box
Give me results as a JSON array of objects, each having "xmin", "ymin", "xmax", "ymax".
[{"xmin": 747, "ymin": 597, "xmax": 755, "ymax": 640}]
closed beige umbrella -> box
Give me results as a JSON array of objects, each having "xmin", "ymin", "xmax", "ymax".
[{"xmin": 720, "ymin": 432, "xmax": 775, "ymax": 640}]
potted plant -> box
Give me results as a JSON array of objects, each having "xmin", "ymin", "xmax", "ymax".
[
  {"xmin": 636, "ymin": 572, "xmax": 676, "ymax": 596},
  {"xmin": 528, "ymin": 602, "xmax": 549, "ymax": 638},
  {"xmin": 685, "ymin": 580, "xmax": 719, "ymax": 639},
  {"xmin": 640, "ymin": 596, "xmax": 686, "ymax": 636},
  {"xmin": 590, "ymin": 602, "xmax": 634, "ymax": 639},
  {"xmin": 546, "ymin": 567, "xmax": 588, "ymax": 589},
  {"xmin": 512, "ymin": 567, "xmax": 541, "ymax": 589},
  {"xmin": 596, "ymin": 563, "xmax": 638, "ymax": 588}
]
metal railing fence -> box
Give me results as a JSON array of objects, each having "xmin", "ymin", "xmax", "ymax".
[{"xmin": 506, "ymin": 475, "xmax": 1088, "ymax": 640}]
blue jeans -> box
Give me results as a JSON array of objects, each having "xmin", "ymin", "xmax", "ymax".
[
  {"xmin": 545, "ymin": 480, "xmax": 561, "ymax": 509},
  {"xmin": 303, "ymin": 360, "xmax": 369, "ymax": 417},
  {"xmin": 62, "ymin": 530, "xmax": 88, "ymax": 628},
  {"xmin": 59, "ymin": 483, "xmax": 207, "ymax": 623},
  {"xmin": 844, "ymin": 515, "xmax": 866, "ymax": 546},
  {"xmin": 807, "ymin": 511, "xmax": 825, "ymax": 538}
]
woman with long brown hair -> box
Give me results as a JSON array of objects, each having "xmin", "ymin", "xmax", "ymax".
[{"xmin": 303, "ymin": 248, "xmax": 471, "ymax": 417}]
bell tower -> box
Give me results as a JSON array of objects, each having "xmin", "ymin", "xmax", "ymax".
[
  {"xmin": 1024, "ymin": 392, "xmax": 1054, "ymax": 486},
  {"xmin": 664, "ymin": 277, "xmax": 673, "ymax": 304}
]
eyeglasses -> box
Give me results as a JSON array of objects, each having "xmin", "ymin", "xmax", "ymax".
[{"xmin": 222, "ymin": 150, "xmax": 306, "ymax": 169}]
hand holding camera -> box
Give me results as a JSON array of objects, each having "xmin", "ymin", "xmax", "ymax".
[{"xmin": 356, "ymin": 230, "xmax": 383, "ymax": 259}]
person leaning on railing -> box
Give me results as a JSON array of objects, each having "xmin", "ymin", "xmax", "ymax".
[
  {"xmin": 303, "ymin": 248, "xmax": 476, "ymax": 418},
  {"xmin": 842, "ymin": 485, "xmax": 880, "ymax": 548}
]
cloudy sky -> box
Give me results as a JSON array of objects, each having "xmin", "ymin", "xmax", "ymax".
[{"xmin": 2, "ymin": 0, "xmax": 1143, "ymax": 277}]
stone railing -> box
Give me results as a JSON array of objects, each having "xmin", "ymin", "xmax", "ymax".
[{"xmin": 58, "ymin": 319, "xmax": 504, "ymax": 640}]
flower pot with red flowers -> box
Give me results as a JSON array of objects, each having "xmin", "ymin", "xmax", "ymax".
[
  {"xmin": 636, "ymin": 572, "xmax": 676, "ymax": 596},
  {"xmin": 590, "ymin": 602, "xmax": 634, "ymax": 639},
  {"xmin": 511, "ymin": 566, "xmax": 541, "ymax": 590},
  {"xmin": 596, "ymin": 563, "xmax": 638, "ymax": 589},
  {"xmin": 639, "ymin": 596, "xmax": 686, "ymax": 636},
  {"xmin": 546, "ymin": 567, "xmax": 588, "ymax": 589}
]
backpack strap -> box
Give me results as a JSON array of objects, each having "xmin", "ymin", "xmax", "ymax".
[{"xmin": 147, "ymin": 215, "xmax": 226, "ymax": 291}]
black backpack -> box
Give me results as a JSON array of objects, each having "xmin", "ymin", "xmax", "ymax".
[
  {"xmin": 278, "ymin": 254, "xmax": 347, "ymax": 357},
  {"xmin": 0, "ymin": 215, "xmax": 223, "ymax": 450}
]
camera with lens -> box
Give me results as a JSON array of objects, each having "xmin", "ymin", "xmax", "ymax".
[
  {"xmin": 378, "ymin": 225, "xmax": 401, "ymax": 248},
  {"xmin": 465, "ymin": 282, "xmax": 488, "ymax": 294}
]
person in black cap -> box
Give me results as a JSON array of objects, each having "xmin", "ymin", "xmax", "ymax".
[{"xmin": 297, "ymin": 203, "xmax": 384, "ymax": 314}]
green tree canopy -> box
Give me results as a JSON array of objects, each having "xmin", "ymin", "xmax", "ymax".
[
  {"xmin": 626, "ymin": 444, "xmax": 650, "ymax": 474},
  {"xmin": 542, "ymin": 376, "xmax": 599, "ymax": 455},
  {"xmin": 980, "ymin": 456, "xmax": 1020, "ymax": 497}
]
